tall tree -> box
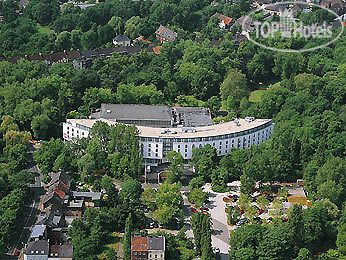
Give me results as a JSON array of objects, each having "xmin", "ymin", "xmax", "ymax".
[{"xmin": 123, "ymin": 213, "xmax": 133, "ymax": 260}]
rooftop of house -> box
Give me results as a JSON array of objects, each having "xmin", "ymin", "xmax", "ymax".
[
  {"xmin": 30, "ymin": 224, "xmax": 46, "ymax": 239},
  {"xmin": 48, "ymin": 171, "xmax": 71, "ymax": 187},
  {"xmin": 155, "ymin": 25, "xmax": 178, "ymax": 41},
  {"xmin": 67, "ymin": 199, "xmax": 84, "ymax": 208},
  {"xmin": 287, "ymin": 186, "xmax": 306, "ymax": 197},
  {"xmin": 24, "ymin": 240, "xmax": 49, "ymax": 256},
  {"xmin": 114, "ymin": 35, "xmax": 131, "ymax": 42},
  {"xmin": 131, "ymin": 236, "xmax": 148, "ymax": 251},
  {"xmin": 42, "ymin": 189, "xmax": 66, "ymax": 206},
  {"xmin": 212, "ymin": 12, "xmax": 233, "ymax": 25},
  {"xmin": 148, "ymin": 236, "xmax": 165, "ymax": 251},
  {"xmin": 49, "ymin": 244, "xmax": 73, "ymax": 258},
  {"xmin": 72, "ymin": 191, "xmax": 102, "ymax": 201}
]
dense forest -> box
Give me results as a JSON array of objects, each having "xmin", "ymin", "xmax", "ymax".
[{"xmin": 0, "ymin": 0, "xmax": 345, "ymax": 259}]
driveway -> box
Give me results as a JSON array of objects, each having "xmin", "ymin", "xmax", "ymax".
[{"xmin": 203, "ymin": 184, "xmax": 232, "ymax": 258}]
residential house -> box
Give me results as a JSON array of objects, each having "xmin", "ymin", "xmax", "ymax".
[
  {"xmin": 131, "ymin": 236, "xmax": 148, "ymax": 260},
  {"xmin": 24, "ymin": 240, "xmax": 49, "ymax": 260},
  {"xmin": 48, "ymin": 244, "xmax": 73, "ymax": 260},
  {"xmin": 148, "ymin": 237, "xmax": 165, "ymax": 260},
  {"xmin": 113, "ymin": 35, "xmax": 131, "ymax": 46},
  {"xmin": 236, "ymin": 16, "xmax": 256, "ymax": 32},
  {"xmin": 30, "ymin": 224, "xmax": 47, "ymax": 242},
  {"xmin": 320, "ymin": 0, "xmax": 346, "ymax": 15},
  {"xmin": 263, "ymin": 3, "xmax": 289, "ymax": 16},
  {"xmin": 19, "ymin": 0, "xmax": 30, "ymax": 8},
  {"xmin": 72, "ymin": 191, "xmax": 102, "ymax": 208},
  {"xmin": 42, "ymin": 188, "xmax": 66, "ymax": 209},
  {"xmin": 212, "ymin": 13, "xmax": 233, "ymax": 29},
  {"xmin": 131, "ymin": 236, "xmax": 166, "ymax": 260},
  {"xmin": 155, "ymin": 25, "xmax": 178, "ymax": 43}
]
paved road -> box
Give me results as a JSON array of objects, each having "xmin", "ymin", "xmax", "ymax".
[
  {"xmin": 204, "ymin": 184, "xmax": 231, "ymax": 259},
  {"xmin": 8, "ymin": 148, "xmax": 43, "ymax": 257}
]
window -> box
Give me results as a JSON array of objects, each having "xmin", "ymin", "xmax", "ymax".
[
  {"xmin": 178, "ymin": 144, "xmax": 180, "ymax": 148},
  {"xmin": 149, "ymin": 144, "xmax": 151, "ymax": 147},
  {"xmin": 155, "ymin": 153, "xmax": 158, "ymax": 157}
]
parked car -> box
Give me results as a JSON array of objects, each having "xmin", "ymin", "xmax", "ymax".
[
  {"xmin": 190, "ymin": 207, "xmax": 198, "ymax": 213},
  {"xmin": 223, "ymin": 197, "xmax": 230, "ymax": 203},
  {"xmin": 236, "ymin": 218, "xmax": 247, "ymax": 226},
  {"xmin": 13, "ymin": 249, "xmax": 20, "ymax": 256},
  {"xmin": 202, "ymin": 211, "xmax": 209, "ymax": 216},
  {"xmin": 200, "ymin": 207, "xmax": 209, "ymax": 211},
  {"xmin": 258, "ymin": 209, "xmax": 265, "ymax": 215}
]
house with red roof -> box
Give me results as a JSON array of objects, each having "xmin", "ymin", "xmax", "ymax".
[{"xmin": 212, "ymin": 12, "xmax": 233, "ymax": 29}]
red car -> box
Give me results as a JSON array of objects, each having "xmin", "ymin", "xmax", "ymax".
[
  {"xmin": 190, "ymin": 207, "xmax": 198, "ymax": 213},
  {"xmin": 200, "ymin": 207, "xmax": 209, "ymax": 211},
  {"xmin": 13, "ymin": 249, "xmax": 20, "ymax": 256},
  {"xmin": 258, "ymin": 209, "xmax": 265, "ymax": 215}
]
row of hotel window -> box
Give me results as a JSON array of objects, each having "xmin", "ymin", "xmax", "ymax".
[
  {"xmin": 145, "ymin": 129, "xmax": 272, "ymax": 158},
  {"xmin": 139, "ymin": 122, "xmax": 272, "ymax": 143},
  {"xmin": 66, "ymin": 126, "xmax": 87, "ymax": 138}
]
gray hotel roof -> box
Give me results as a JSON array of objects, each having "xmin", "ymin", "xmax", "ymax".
[{"xmin": 93, "ymin": 103, "xmax": 173, "ymax": 122}]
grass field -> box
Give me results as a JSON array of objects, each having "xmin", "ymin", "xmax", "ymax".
[
  {"xmin": 37, "ymin": 24, "xmax": 54, "ymax": 34},
  {"xmin": 249, "ymin": 89, "xmax": 267, "ymax": 103}
]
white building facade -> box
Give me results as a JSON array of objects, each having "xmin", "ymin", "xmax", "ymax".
[{"xmin": 63, "ymin": 118, "xmax": 274, "ymax": 166}]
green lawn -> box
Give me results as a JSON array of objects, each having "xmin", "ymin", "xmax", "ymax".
[
  {"xmin": 249, "ymin": 89, "xmax": 267, "ymax": 103},
  {"xmin": 37, "ymin": 24, "xmax": 54, "ymax": 34}
]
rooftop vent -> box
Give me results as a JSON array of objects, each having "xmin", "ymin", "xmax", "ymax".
[{"xmin": 245, "ymin": 117, "xmax": 255, "ymax": 123}]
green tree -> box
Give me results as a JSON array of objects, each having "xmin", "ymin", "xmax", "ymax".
[
  {"xmin": 191, "ymin": 144, "xmax": 217, "ymax": 182},
  {"xmin": 123, "ymin": 213, "xmax": 132, "ymax": 260},
  {"xmin": 257, "ymin": 223, "xmax": 293, "ymax": 260},
  {"xmin": 220, "ymin": 68, "xmax": 248, "ymax": 108},
  {"xmin": 153, "ymin": 182, "xmax": 183, "ymax": 227},
  {"xmin": 166, "ymin": 150, "xmax": 184, "ymax": 183},
  {"xmin": 240, "ymin": 172, "xmax": 255, "ymax": 194},
  {"xmin": 188, "ymin": 188, "xmax": 207, "ymax": 208}
]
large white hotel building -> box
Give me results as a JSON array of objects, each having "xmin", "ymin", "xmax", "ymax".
[{"xmin": 63, "ymin": 104, "xmax": 274, "ymax": 166}]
